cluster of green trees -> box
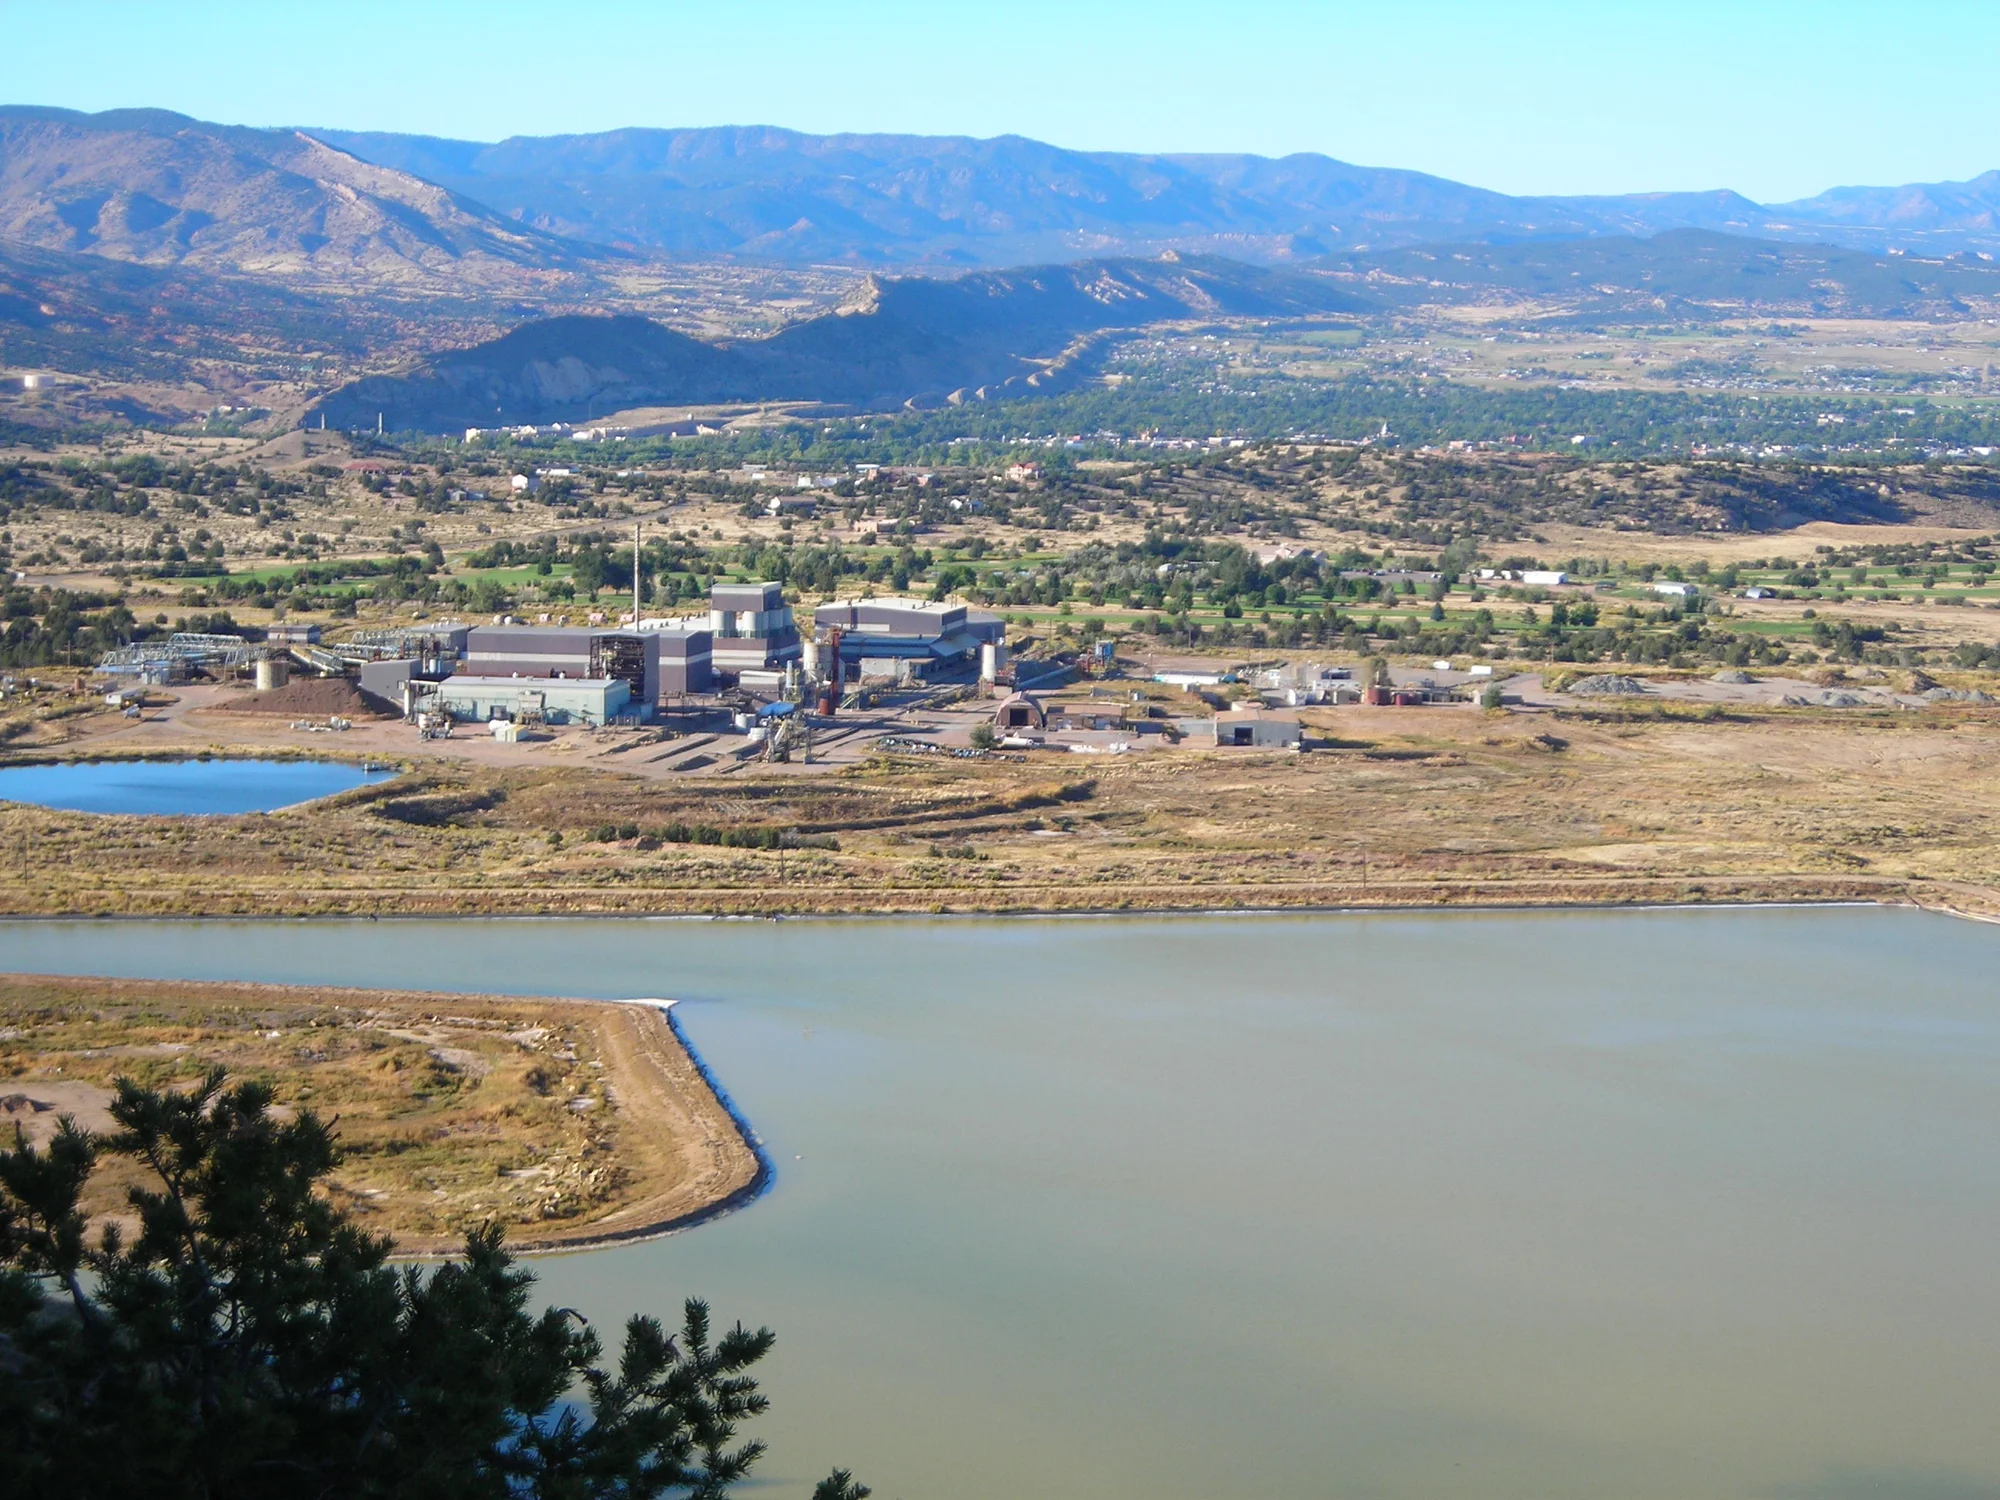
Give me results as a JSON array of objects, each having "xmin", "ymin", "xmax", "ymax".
[
  {"xmin": 513, "ymin": 376, "xmax": 2000, "ymax": 467},
  {"xmin": 586, "ymin": 822, "xmax": 798, "ymax": 851},
  {"xmin": 0, "ymin": 1070, "xmax": 869, "ymax": 1500},
  {"xmin": 0, "ymin": 457, "xmax": 316, "ymax": 529},
  {"xmin": 0, "ymin": 587, "xmax": 143, "ymax": 669}
]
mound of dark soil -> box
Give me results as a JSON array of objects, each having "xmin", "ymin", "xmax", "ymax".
[{"xmin": 214, "ymin": 676, "xmax": 394, "ymax": 718}]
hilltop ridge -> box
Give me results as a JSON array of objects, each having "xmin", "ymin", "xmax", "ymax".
[
  {"xmin": 314, "ymin": 119, "xmax": 2000, "ymax": 265},
  {"xmin": 310, "ymin": 253, "xmax": 1366, "ymax": 430},
  {"xmin": 0, "ymin": 106, "xmax": 607, "ymax": 290},
  {"xmin": 4, "ymin": 108, "xmax": 2000, "ymax": 289}
]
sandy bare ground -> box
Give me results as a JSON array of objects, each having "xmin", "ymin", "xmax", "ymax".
[{"xmin": 0, "ymin": 975, "xmax": 763, "ymax": 1255}]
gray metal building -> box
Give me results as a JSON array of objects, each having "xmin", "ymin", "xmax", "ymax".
[
  {"xmin": 707, "ymin": 581, "xmax": 800, "ymax": 678},
  {"xmin": 437, "ymin": 676, "xmax": 632, "ymax": 727},
  {"xmin": 454, "ymin": 625, "xmax": 715, "ymax": 713},
  {"xmin": 1209, "ymin": 709, "xmax": 1304, "ymax": 748},
  {"xmin": 813, "ymin": 599, "xmax": 1003, "ymax": 677}
]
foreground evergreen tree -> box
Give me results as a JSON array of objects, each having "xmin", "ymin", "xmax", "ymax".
[{"xmin": 0, "ymin": 1068, "xmax": 869, "ymax": 1500}]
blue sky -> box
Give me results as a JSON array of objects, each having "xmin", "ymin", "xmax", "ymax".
[{"xmin": 1, "ymin": 0, "xmax": 1994, "ymax": 203}]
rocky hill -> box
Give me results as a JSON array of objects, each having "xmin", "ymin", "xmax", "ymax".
[
  {"xmin": 310, "ymin": 254, "xmax": 1367, "ymax": 430},
  {"xmin": 0, "ymin": 107, "xmax": 603, "ymax": 291}
]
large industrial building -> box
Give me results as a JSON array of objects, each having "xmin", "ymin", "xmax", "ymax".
[
  {"xmin": 703, "ymin": 582, "xmax": 801, "ymax": 680},
  {"xmin": 461, "ymin": 625, "xmax": 713, "ymax": 701},
  {"xmin": 398, "ymin": 624, "xmax": 714, "ymax": 725},
  {"xmin": 436, "ymin": 675, "xmax": 632, "ymax": 727},
  {"xmin": 327, "ymin": 579, "xmax": 1013, "ymax": 733},
  {"xmin": 813, "ymin": 599, "xmax": 1003, "ymax": 680}
]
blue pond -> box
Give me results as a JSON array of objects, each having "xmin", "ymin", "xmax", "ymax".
[{"xmin": 0, "ymin": 757, "xmax": 395, "ymax": 815}]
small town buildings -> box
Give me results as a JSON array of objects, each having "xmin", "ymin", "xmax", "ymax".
[
  {"xmin": 1210, "ymin": 708, "xmax": 1303, "ymax": 748},
  {"xmin": 1652, "ymin": 581, "xmax": 1695, "ymax": 597},
  {"xmin": 1743, "ymin": 586, "xmax": 1777, "ymax": 600},
  {"xmin": 265, "ymin": 623, "xmax": 322, "ymax": 645},
  {"xmin": 1343, "ymin": 569, "xmax": 1445, "ymax": 587},
  {"xmin": 1477, "ymin": 568, "xmax": 1568, "ymax": 586}
]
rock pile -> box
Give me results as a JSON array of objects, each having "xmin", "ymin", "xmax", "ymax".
[{"xmin": 1566, "ymin": 674, "xmax": 1647, "ymax": 695}]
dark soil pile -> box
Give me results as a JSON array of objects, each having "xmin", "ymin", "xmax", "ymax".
[{"xmin": 215, "ymin": 676, "xmax": 395, "ymax": 717}]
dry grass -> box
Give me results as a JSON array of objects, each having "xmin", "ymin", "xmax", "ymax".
[
  {"xmin": 0, "ymin": 975, "xmax": 761, "ymax": 1254},
  {"xmin": 5, "ymin": 701, "xmax": 2000, "ymax": 919}
]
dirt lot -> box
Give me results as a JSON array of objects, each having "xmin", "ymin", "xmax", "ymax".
[{"xmin": 0, "ymin": 975, "xmax": 761, "ymax": 1255}]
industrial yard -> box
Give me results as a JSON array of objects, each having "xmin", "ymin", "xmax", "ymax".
[
  {"xmin": 2, "ymin": 678, "xmax": 1997, "ymax": 918},
  {"xmin": 10, "ymin": 437, "xmax": 2000, "ymax": 919}
]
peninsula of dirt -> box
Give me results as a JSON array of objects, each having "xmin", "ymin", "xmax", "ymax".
[{"xmin": 0, "ymin": 974, "xmax": 763, "ymax": 1255}]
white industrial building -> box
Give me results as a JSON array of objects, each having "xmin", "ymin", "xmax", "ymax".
[{"xmin": 435, "ymin": 675, "xmax": 632, "ymax": 727}]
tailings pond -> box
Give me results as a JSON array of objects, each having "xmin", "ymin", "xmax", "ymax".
[
  {"xmin": 0, "ymin": 757, "xmax": 394, "ymax": 814},
  {"xmin": 5, "ymin": 907, "xmax": 1997, "ymax": 1498}
]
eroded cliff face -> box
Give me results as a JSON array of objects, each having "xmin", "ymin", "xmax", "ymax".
[{"xmin": 311, "ymin": 254, "xmax": 1366, "ymax": 429}]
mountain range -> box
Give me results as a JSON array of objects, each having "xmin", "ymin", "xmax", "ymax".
[
  {"xmin": 273, "ymin": 127, "xmax": 2000, "ymax": 266},
  {"xmin": 311, "ymin": 255, "xmax": 1364, "ymax": 431},
  {"xmin": 0, "ymin": 106, "xmax": 606, "ymax": 291},
  {"xmin": 2, "ymin": 107, "xmax": 1999, "ymax": 285}
]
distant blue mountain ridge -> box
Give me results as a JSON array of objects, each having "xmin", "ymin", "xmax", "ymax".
[
  {"xmin": 0, "ymin": 106, "xmax": 1995, "ymax": 285},
  {"xmin": 309, "ymin": 121, "xmax": 2000, "ymax": 265}
]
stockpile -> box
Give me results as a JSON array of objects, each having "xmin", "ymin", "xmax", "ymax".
[
  {"xmin": 215, "ymin": 676, "xmax": 394, "ymax": 717},
  {"xmin": 1565, "ymin": 674, "xmax": 1648, "ymax": 696}
]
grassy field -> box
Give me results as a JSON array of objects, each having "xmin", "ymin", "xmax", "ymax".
[{"xmin": 0, "ymin": 975, "xmax": 761, "ymax": 1254}]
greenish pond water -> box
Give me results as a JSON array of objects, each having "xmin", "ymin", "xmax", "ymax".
[{"xmin": 4, "ymin": 907, "xmax": 1997, "ymax": 1499}]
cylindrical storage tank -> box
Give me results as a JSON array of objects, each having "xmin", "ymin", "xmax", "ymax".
[
  {"xmin": 733, "ymin": 711, "xmax": 754, "ymax": 732},
  {"xmin": 981, "ymin": 641, "xmax": 1007, "ymax": 682},
  {"xmin": 255, "ymin": 657, "xmax": 291, "ymax": 692},
  {"xmin": 801, "ymin": 639, "xmax": 821, "ymax": 680}
]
